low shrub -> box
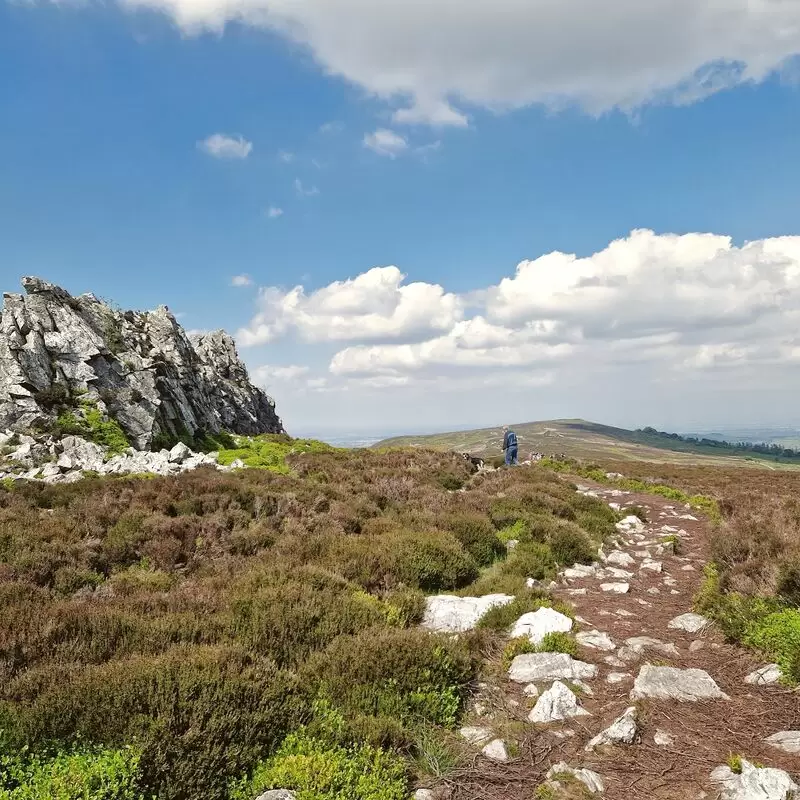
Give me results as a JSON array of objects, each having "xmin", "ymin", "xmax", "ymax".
[
  {"xmin": 743, "ymin": 609, "xmax": 800, "ymax": 682},
  {"xmin": 501, "ymin": 637, "xmax": 536, "ymax": 669},
  {"xmin": 538, "ymin": 631, "xmax": 578, "ymax": 658},
  {"xmin": 441, "ymin": 513, "xmax": 505, "ymax": 567},
  {"xmin": 477, "ymin": 594, "xmax": 573, "ymax": 632},
  {"xmin": 230, "ymin": 728, "xmax": 407, "ymax": 800},
  {"xmin": 0, "ymin": 745, "xmax": 144, "ymax": 800}
]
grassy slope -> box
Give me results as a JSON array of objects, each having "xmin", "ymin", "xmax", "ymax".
[{"xmin": 375, "ymin": 418, "xmax": 800, "ymax": 469}]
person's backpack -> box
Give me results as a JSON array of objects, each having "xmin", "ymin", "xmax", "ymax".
[{"xmin": 507, "ymin": 431, "xmax": 518, "ymax": 448}]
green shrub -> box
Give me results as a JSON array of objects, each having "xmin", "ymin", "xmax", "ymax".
[
  {"xmin": 501, "ymin": 542, "xmax": 557, "ymax": 580},
  {"xmin": 0, "ymin": 746, "xmax": 145, "ymax": 800},
  {"xmin": 217, "ymin": 435, "xmax": 334, "ymax": 473},
  {"xmin": 548, "ymin": 523, "xmax": 595, "ymax": 565},
  {"xmin": 390, "ymin": 530, "xmax": 479, "ymax": 591},
  {"xmin": 537, "ymin": 632, "xmax": 578, "ymax": 658},
  {"xmin": 230, "ymin": 728, "xmax": 407, "ymax": 800},
  {"xmin": 304, "ymin": 629, "xmax": 475, "ymax": 730},
  {"xmin": 743, "ymin": 609, "xmax": 800, "ymax": 681},
  {"xmin": 3, "ymin": 647, "xmax": 308, "ymax": 800},
  {"xmin": 442, "ymin": 514, "xmax": 505, "ymax": 567},
  {"xmin": 501, "ymin": 637, "xmax": 536, "ymax": 669}
]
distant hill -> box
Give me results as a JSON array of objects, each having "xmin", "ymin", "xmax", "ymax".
[{"xmin": 374, "ymin": 418, "xmax": 800, "ymax": 467}]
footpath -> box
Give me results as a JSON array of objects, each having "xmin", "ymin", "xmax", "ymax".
[{"xmin": 432, "ymin": 480, "xmax": 800, "ymax": 800}]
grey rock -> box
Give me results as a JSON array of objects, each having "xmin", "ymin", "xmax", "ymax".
[
  {"xmin": 585, "ymin": 706, "xmax": 638, "ymax": 750},
  {"xmin": 576, "ymin": 630, "xmax": 616, "ymax": 651},
  {"xmin": 510, "ymin": 607, "xmax": 573, "ymax": 644},
  {"xmin": 255, "ymin": 792, "xmax": 296, "ymax": 800},
  {"xmin": 764, "ymin": 731, "xmax": 800, "ymax": 754},
  {"xmin": 600, "ymin": 582, "xmax": 630, "ymax": 594},
  {"xmin": 631, "ymin": 666, "xmax": 729, "ymax": 701},
  {"xmin": 668, "ymin": 613, "xmax": 711, "ymax": 634},
  {"xmin": 546, "ymin": 763, "xmax": 605, "ymax": 794},
  {"xmin": 422, "ymin": 594, "xmax": 514, "ymax": 633},
  {"xmin": 0, "ymin": 277, "xmax": 283, "ymax": 449},
  {"xmin": 606, "ymin": 672, "xmax": 633, "ymax": 684},
  {"xmin": 640, "ymin": 559, "xmax": 663, "ymax": 573},
  {"xmin": 710, "ymin": 760, "xmax": 798, "ymax": 799},
  {"xmin": 168, "ymin": 441, "xmax": 192, "ymax": 463},
  {"xmin": 744, "ymin": 664, "xmax": 783, "ymax": 686},
  {"xmin": 509, "ymin": 652, "xmax": 598, "ymax": 684},
  {"xmin": 606, "ymin": 550, "xmax": 636, "ymax": 567},
  {"xmin": 413, "ymin": 791, "xmax": 435, "ymax": 800},
  {"xmin": 529, "ymin": 681, "xmax": 590, "ymax": 723},
  {"xmin": 624, "ymin": 637, "xmax": 680, "ymax": 658},
  {"xmin": 481, "ymin": 739, "xmax": 509, "ymax": 762}
]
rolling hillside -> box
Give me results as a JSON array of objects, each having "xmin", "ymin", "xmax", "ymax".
[{"xmin": 374, "ymin": 418, "xmax": 800, "ymax": 468}]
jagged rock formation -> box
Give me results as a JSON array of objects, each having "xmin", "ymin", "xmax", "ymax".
[{"xmin": 0, "ymin": 277, "xmax": 283, "ymax": 448}]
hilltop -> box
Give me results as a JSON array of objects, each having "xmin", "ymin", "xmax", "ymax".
[{"xmin": 375, "ymin": 418, "xmax": 800, "ymax": 468}]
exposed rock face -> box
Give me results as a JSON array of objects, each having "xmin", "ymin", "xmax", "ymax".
[{"xmin": 0, "ymin": 277, "xmax": 283, "ymax": 449}]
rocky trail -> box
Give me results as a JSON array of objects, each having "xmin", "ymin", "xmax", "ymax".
[{"xmin": 424, "ymin": 480, "xmax": 800, "ymax": 800}]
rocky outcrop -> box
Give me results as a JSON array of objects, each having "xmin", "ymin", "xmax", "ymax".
[{"xmin": 0, "ymin": 277, "xmax": 283, "ymax": 449}]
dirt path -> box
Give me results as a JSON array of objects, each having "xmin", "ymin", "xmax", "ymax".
[{"xmin": 445, "ymin": 480, "xmax": 800, "ymax": 800}]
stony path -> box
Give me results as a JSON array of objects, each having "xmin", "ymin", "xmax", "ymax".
[{"xmin": 433, "ymin": 480, "xmax": 800, "ymax": 800}]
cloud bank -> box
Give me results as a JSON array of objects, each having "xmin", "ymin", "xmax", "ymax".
[{"xmin": 124, "ymin": 1, "xmax": 800, "ymax": 125}]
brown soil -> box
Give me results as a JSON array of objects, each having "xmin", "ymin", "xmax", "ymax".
[{"xmin": 441, "ymin": 479, "xmax": 800, "ymax": 800}]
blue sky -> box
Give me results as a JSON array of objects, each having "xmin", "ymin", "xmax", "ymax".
[{"xmin": 2, "ymin": 0, "xmax": 800, "ymax": 436}]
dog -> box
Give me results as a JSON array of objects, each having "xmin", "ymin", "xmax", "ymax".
[{"xmin": 461, "ymin": 452, "xmax": 485, "ymax": 470}]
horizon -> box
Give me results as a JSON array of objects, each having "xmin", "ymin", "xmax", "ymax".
[{"xmin": 3, "ymin": 2, "xmax": 800, "ymax": 434}]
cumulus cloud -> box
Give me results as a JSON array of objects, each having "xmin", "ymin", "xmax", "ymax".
[
  {"xmin": 363, "ymin": 129, "xmax": 408, "ymax": 158},
  {"xmin": 319, "ymin": 230, "xmax": 800, "ymax": 386},
  {"xmin": 236, "ymin": 265, "xmax": 464, "ymax": 346},
  {"xmin": 231, "ymin": 274, "xmax": 254, "ymax": 287},
  {"xmin": 121, "ymin": 1, "xmax": 800, "ymax": 125},
  {"xmin": 198, "ymin": 133, "xmax": 253, "ymax": 159},
  {"xmin": 253, "ymin": 364, "xmax": 310, "ymax": 383},
  {"xmin": 265, "ymin": 206, "xmax": 284, "ymax": 218}
]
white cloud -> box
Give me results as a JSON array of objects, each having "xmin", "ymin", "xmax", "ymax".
[
  {"xmin": 278, "ymin": 150, "xmax": 294, "ymax": 163},
  {"xmin": 122, "ymin": 1, "xmax": 800, "ymax": 126},
  {"xmin": 198, "ymin": 133, "xmax": 253, "ymax": 159},
  {"xmin": 253, "ymin": 364, "xmax": 310, "ymax": 383},
  {"xmin": 319, "ymin": 121, "xmax": 343, "ymax": 134},
  {"xmin": 231, "ymin": 274, "xmax": 254, "ymax": 287},
  {"xmin": 363, "ymin": 128, "xmax": 408, "ymax": 158},
  {"xmin": 266, "ymin": 206, "xmax": 284, "ymax": 218},
  {"xmin": 237, "ymin": 265, "xmax": 463, "ymax": 346},
  {"xmin": 294, "ymin": 179, "xmax": 320, "ymax": 197}
]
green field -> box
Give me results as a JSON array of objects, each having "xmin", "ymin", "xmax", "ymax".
[{"xmin": 375, "ymin": 418, "xmax": 800, "ymax": 468}]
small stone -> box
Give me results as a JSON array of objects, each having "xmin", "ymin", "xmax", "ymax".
[
  {"xmin": 577, "ymin": 630, "xmax": 616, "ymax": 651},
  {"xmin": 663, "ymin": 577, "xmax": 678, "ymax": 587},
  {"xmin": 606, "ymin": 672, "xmax": 633, "ymax": 684},
  {"xmin": 668, "ymin": 613, "xmax": 711, "ymax": 634},
  {"xmin": 689, "ymin": 640, "xmax": 705, "ymax": 653},
  {"xmin": 681, "ymin": 564, "xmax": 696, "ymax": 571},
  {"xmin": 566, "ymin": 588, "xmax": 588, "ymax": 596},
  {"xmin": 600, "ymin": 582, "xmax": 630, "ymax": 594},
  {"xmin": 585, "ymin": 706, "xmax": 638, "ymax": 750},
  {"xmin": 647, "ymin": 587, "xmax": 661, "ymax": 595},
  {"xmin": 615, "ymin": 609, "xmax": 635, "ymax": 617},
  {"xmin": 256, "ymin": 792, "xmax": 296, "ymax": 800},
  {"xmin": 640, "ymin": 560, "xmax": 663, "ymax": 573},
  {"xmin": 654, "ymin": 729, "xmax": 675, "ymax": 746},
  {"xmin": 564, "ymin": 564, "xmax": 598, "ymax": 579},
  {"xmin": 606, "ymin": 550, "xmax": 636, "ymax": 567},
  {"xmin": 546, "ymin": 763, "xmax": 605, "ymax": 794},
  {"xmin": 482, "ymin": 739, "xmax": 509, "ymax": 762},
  {"xmin": 670, "ymin": 589, "xmax": 680, "ymax": 595},
  {"xmin": 413, "ymin": 791, "xmax": 435, "ymax": 800},
  {"xmin": 529, "ymin": 680, "xmax": 590, "ymax": 723},
  {"xmin": 523, "ymin": 683, "xmax": 540, "ymax": 698},
  {"xmin": 625, "ymin": 637, "xmax": 680, "ymax": 657},
  {"xmin": 631, "ymin": 665, "xmax": 729, "ymax": 701},
  {"xmin": 764, "ymin": 731, "xmax": 800, "ymax": 754},
  {"xmin": 509, "ymin": 652, "xmax": 598, "ymax": 684},
  {"xmin": 459, "ymin": 726, "xmax": 492, "ymax": 746},
  {"xmin": 744, "ymin": 664, "xmax": 783, "ymax": 685},
  {"xmin": 605, "ymin": 567, "xmax": 634, "ymax": 579},
  {"xmin": 710, "ymin": 760, "xmax": 798, "ymax": 800}
]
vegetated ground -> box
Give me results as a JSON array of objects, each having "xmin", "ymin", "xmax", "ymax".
[
  {"xmin": 2, "ymin": 438, "xmax": 800, "ymax": 800},
  {"xmin": 0, "ymin": 443, "xmax": 619, "ymax": 800},
  {"xmin": 376, "ymin": 418, "xmax": 800, "ymax": 469}
]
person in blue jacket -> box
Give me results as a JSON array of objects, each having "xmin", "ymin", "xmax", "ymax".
[{"xmin": 502, "ymin": 425, "xmax": 519, "ymax": 466}]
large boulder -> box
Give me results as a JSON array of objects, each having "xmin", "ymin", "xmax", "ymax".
[
  {"xmin": 0, "ymin": 277, "xmax": 284, "ymax": 449},
  {"xmin": 710, "ymin": 760, "xmax": 798, "ymax": 799},
  {"xmin": 422, "ymin": 594, "xmax": 514, "ymax": 633},
  {"xmin": 510, "ymin": 607, "xmax": 573, "ymax": 644},
  {"xmin": 630, "ymin": 666, "xmax": 729, "ymax": 701},
  {"xmin": 509, "ymin": 652, "xmax": 597, "ymax": 684}
]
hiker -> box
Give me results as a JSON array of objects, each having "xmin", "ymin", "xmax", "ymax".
[{"xmin": 502, "ymin": 425, "xmax": 519, "ymax": 466}]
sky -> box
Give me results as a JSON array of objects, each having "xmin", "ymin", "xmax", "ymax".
[{"xmin": 2, "ymin": 1, "xmax": 800, "ymax": 437}]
